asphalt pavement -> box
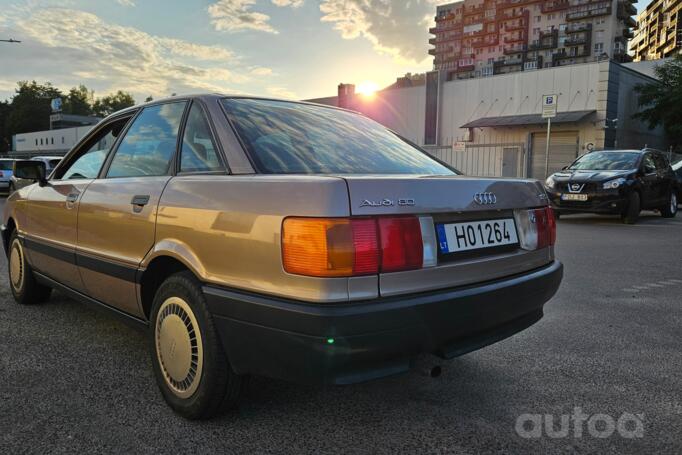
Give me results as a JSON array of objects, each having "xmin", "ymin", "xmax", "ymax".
[{"xmin": 1, "ymin": 198, "xmax": 680, "ymax": 454}]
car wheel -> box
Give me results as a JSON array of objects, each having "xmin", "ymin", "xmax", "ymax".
[
  {"xmin": 622, "ymin": 192, "xmax": 640, "ymax": 225},
  {"xmin": 660, "ymin": 192, "xmax": 678, "ymax": 218},
  {"xmin": 7, "ymin": 231, "xmax": 52, "ymax": 304},
  {"xmin": 149, "ymin": 271, "xmax": 244, "ymax": 419}
]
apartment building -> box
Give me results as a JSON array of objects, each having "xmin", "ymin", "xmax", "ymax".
[
  {"xmin": 631, "ymin": 0, "xmax": 682, "ymax": 61},
  {"xmin": 429, "ymin": 0, "xmax": 637, "ymax": 80}
]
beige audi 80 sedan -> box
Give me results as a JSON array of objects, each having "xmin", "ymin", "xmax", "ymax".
[{"xmin": 2, "ymin": 94, "xmax": 562, "ymax": 419}]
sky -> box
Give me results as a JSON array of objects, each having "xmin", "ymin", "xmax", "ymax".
[{"xmin": 0, "ymin": 0, "xmax": 655, "ymax": 104}]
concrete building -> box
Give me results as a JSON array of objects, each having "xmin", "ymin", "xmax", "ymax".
[
  {"xmin": 429, "ymin": 0, "xmax": 636, "ymax": 80},
  {"xmin": 631, "ymin": 0, "xmax": 682, "ymax": 61},
  {"xmin": 307, "ymin": 60, "xmax": 666, "ymax": 179}
]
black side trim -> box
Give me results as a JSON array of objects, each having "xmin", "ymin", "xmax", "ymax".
[
  {"xmin": 77, "ymin": 252, "xmax": 138, "ymax": 282},
  {"xmin": 23, "ymin": 237, "xmax": 76, "ymax": 264},
  {"xmin": 23, "ymin": 236, "xmax": 138, "ymax": 283},
  {"xmin": 34, "ymin": 272, "xmax": 148, "ymax": 330}
]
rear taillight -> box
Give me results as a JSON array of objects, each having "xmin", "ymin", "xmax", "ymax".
[
  {"xmin": 0, "ymin": 171, "xmax": 4, "ymax": 178},
  {"xmin": 282, "ymin": 216, "xmax": 435, "ymax": 278},
  {"xmin": 514, "ymin": 206, "xmax": 556, "ymax": 251}
]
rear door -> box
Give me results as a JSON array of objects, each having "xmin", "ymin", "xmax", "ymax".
[
  {"xmin": 23, "ymin": 116, "xmax": 131, "ymax": 291},
  {"xmin": 76, "ymin": 101, "xmax": 188, "ymax": 317}
]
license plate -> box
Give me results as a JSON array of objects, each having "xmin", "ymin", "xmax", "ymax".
[
  {"xmin": 561, "ymin": 193, "xmax": 588, "ymax": 201},
  {"xmin": 436, "ymin": 219, "xmax": 519, "ymax": 254}
]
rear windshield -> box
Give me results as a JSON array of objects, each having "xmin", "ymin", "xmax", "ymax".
[
  {"xmin": 0, "ymin": 161, "xmax": 13, "ymax": 171},
  {"xmin": 221, "ymin": 98, "xmax": 454, "ymax": 175},
  {"xmin": 569, "ymin": 152, "xmax": 639, "ymax": 171}
]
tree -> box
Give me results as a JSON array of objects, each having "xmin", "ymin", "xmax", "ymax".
[
  {"xmin": 0, "ymin": 101, "xmax": 11, "ymax": 153},
  {"xmin": 63, "ymin": 84, "xmax": 94, "ymax": 116},
  {"xmin": 6, "ymin": 81, "xmax": 62, "ymax": 137},
  {"xmin": 634, "ymin": 55, "xmax": 682, "ymax": 146},
  {"xmin": 93, "ymin": 90, "xmax": 135, "ymax": 117},
  {"xmin": 145, "ymin": 95, "xmax": 153, "ymax": 103}
]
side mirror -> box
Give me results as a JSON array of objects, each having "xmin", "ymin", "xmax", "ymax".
[
  {"xmin": 561, "ymin": 166, "xmax": 568, "ymax": 171},
  {"xmin": 14, "ymin": 160, "xmax": 47, "ymax": 186}
]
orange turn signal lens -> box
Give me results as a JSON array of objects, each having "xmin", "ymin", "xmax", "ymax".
[{"xmin": 282, "ymin": 218, "xmax": 379, "ymax": 277}]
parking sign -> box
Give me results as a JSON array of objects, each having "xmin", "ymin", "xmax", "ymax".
[{"xmin": 542, "ymin": 94, "xmax": 558, "ymax": 118}]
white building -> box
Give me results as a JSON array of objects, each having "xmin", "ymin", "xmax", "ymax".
[
  {"xmin": 12, "ymin": 125, "xmax": 95, "ymax": 155},
  {"xmin": 311, "ymin": 60, "xmax": 666, "ymax": 179}
]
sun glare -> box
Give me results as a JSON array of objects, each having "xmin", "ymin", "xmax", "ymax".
[{"xmin": 356, "ymin": 81, "xmax": 379, "ymax": 98}]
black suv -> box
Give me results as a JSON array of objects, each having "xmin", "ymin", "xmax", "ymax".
[{"xmin": 544, "ymin": 149, "xmax": 678, "ymax": 224}]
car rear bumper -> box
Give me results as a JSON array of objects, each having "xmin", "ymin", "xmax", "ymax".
[{"xmin": 204, "ymin": 260, "xmax": 563, "ymax": 385}]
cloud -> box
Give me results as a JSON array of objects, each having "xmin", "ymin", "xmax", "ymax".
[
  {"xmin": 267, "ymin": 86, "xmax": 297, "ymax": 99},
  {"xmin": 208, "ymin": 0, "xmax": 304, "ymax": 34},
  {"xmin": 208, "ymin": 0, "xmax": 277, "ymax": 33},
  {"xmin": 116, "ymin": 0, "xmax": 135, "ymax": 6},
  {"xmin": 0, "ymin": 7, "xmax": 274, "ymax": 101},
  {"xmin": 250, "ymin": 66, "xmax": 273, "ymax": 76},
  {"xmin": 319, "ymin": 0, "xmax": 437, "ymax": 64}
]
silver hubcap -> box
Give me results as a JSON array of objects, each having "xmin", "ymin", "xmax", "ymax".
[
  {"xmin": 9, "ymin": 239, "xmax": 24, "ymax": 293},
  {"xmin": 155, "ymin": 297, "xmax": 203, "ymax": 399}
]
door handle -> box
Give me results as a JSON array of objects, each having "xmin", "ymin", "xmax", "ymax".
[
  {"xmin": 131, "ymin": 195, "xmax": 150, "ymax": 206},
  {"xmin": 66, "ymin": 193, "xmax": 79, "ymax": 203}
]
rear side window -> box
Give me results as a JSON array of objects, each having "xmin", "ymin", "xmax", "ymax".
[
  {"xmin": 180, "ymin": 103, "xmax": 223, "ymax": 173},
  {"xmin": 107, "ymin": 102, "xmax": 187, "ymax": 178},
  {"xmin": 221, "ymin": 98, "xmax": 453, "ymax": 175}
]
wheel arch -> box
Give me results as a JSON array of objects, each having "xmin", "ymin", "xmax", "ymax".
[{"xmin": 139, "ymin": 241, "xmax": 207, "ymax": 320}]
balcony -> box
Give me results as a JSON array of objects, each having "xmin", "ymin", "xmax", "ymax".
[
  {"xmin": 503, "ymin": 44, "xmax": 527, "ymax": 54},
  {"xmin": 541, "ymin": 0, "xmax": 570, "ymax": 13},
  {"xmin": 566, "ymin": 23, "xmax": 593, "ymax": 34},
  {"xmin": 564, "ymin": 35, "xmax": 589, "ymax": 46},
  {"xmin": 567, "ymin": 6, "xmax": 612, "ymax": 21},
  {"xmin": 504, "ymin": 33, "xmax": 527, "ymax": 44}
]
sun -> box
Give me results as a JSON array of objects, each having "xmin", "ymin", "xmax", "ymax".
[{"xmin": 356, "ymin": 81, "xmax": 379, "ymax": 98}]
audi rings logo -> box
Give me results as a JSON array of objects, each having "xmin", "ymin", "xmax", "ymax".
[{"xmin": 473, "ymin": 192, "xmax": 497, "ymax": 205}]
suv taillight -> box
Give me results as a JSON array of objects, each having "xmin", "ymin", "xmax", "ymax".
[
  {"xmin": 282, "ymin": 216, "xmax": 435, "ymax": 278},
  {"xmin": 514, "ymin": 206, "xmax": 556, "ymax": 251}
]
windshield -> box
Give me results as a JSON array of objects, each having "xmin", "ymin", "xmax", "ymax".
[
  {"xmin": 569, "ymin": 152, "xmax": 639, "ymax": 171},
  {"xmin": 0, "ymin": 161, "xmax": 13, "ymax": 171},
  {"xmin": 222, "ymin": 98, "xmax": 455, "ymax": 175}
]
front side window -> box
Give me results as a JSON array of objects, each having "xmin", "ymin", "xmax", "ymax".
[
  {"xmin": 221, "ymin": 98, "xmax": 454, "ymax": 175},
  {"xmin": 642, "ymin": 155, "xmax": 656, "ymax": 174},
  {"xmin": 180, "ymin": 103, "xmax": 223, "ymax": 173},
  {"xmin": 58, "ymin": 116, "xmax": 131, "ymax": 180},
  {"xmin": 107, "ymin": 102, "xmax": 187, "ymax": 178},
  {"xmin": 569, "ymin": 152, "xmax": 640, "ymax": 171}
]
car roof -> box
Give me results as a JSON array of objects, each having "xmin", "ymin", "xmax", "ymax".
[
  {"xmin": 32, "ymin": 156, "xmax": 62, "ymax": 160},
  {"xmin": 108, "ymin": 93, "xmax": 352, "ymax": 119}
]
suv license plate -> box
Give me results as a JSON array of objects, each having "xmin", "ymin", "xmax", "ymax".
[
  {"xmin": 561, "ymin": 194, "xmax": 588, "ymax": 201},
  {"xmin": 436, "ymin": 219, "xmax": 519, "ymax": 254}
]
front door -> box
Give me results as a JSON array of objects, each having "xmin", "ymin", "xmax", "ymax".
[
  {"xmin": 76, "ymin": 101, "xmax": 187, "ymax": 317},
  {"xmin": 639, "ymin": 153, "xmax": 659, "ymax": 209},
  {"xmin": 24, "ymin": 118, "xmax": 129, "ymax": 291}
]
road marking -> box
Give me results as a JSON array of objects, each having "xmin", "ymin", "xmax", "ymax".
[{"xmin": 622, "ymin": 278, "xmax": 682, "ymax": 294}]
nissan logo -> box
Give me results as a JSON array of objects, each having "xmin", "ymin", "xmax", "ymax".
[
  {"xmin": 571, "ymin": 184, "xmax": 581, "ymax": 191},
  {"xmin": 473, "ymin": 192, "xmax": 497, "ymax": 205}
]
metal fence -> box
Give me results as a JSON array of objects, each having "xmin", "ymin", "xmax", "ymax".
[{"xmin": 423, "ymin": 143, "xmax": 526, "ymax": 177}]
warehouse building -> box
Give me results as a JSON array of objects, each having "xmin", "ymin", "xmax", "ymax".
[{"xmin": 308, "ymin": 60, "xmax": 666, "ymax": 179}]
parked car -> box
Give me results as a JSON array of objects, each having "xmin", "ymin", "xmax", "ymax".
[
  {"xmin": 9, "ymin": 156, "xmax": 62, "ymax": 193},
  {"xmin": 673, "ymin": 159, "xmax": 682, "ymax": 203},
  {"xmin": 2, "ymin": 95, "xmax": 562, "ymax": 419},
  {"xmin": 544, "ymin": 149, "xmax": 678, "ymax": 224},
  {"xmin": 0, "ymin": 159, "xmax": 15, "ymax": 195}
]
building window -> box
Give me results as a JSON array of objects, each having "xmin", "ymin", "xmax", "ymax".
[
  {"xmin": 51, "ymin": 138, "xmax": 54, "ymax": 145},
  {"xmin": 62, "ymin": 136, "xmax": 65, "ymax": 144},
  {"xmin": 40, "ymin": 139, "xmax": 43, "ymax": 145},
  {"xmin": 594, "ymin": 43, "xmax": 604, "ymax": 54}
]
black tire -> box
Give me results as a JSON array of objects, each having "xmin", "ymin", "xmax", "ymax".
[
  {"xmin": 7, "ymin": 230, "xmax": 52, "ymax": 304},
  {"xmin": 149, "ymin": 271, "xmax": 244, "ymax": 419},
  {"xmin": 660, "ymin": 192, "xmax": 678, "ymax": 218},
  {"xmin": 622, "ymin": 191, "xmax": 641, "ymax": 225}
]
